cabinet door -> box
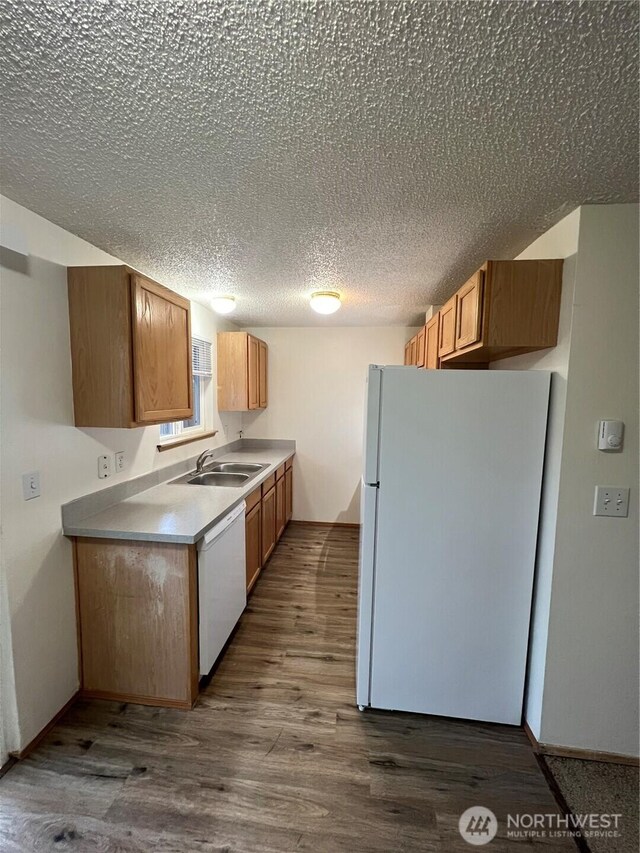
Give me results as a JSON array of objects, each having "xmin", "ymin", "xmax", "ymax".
[
  {"xmin": 409, "ymin": 337, "xmax": 417, "ymax": 366},
  {"xmin": 261, "ymin": 486, "xmax": 276, "ymax": 564},
  {"xmin": 276, "ymin": 475, "xmax": 286, "ymax": 540},
  {"xmin": 404, "ymin": 342, "xmax": 411, "ymax": 365},
  {"xmin": 247, "ymin": 336, "xmax": 260, "ymax": 410},
  {"xmin": 285, "ymin": 467, "xmax": 293, "ymax": 523},
  {"xmin": 416, "ymin": 327, "xmax": 426, "ymax": 368},
  {"xmin": 425, "ymin": 314, "xmax": 440, "ymax": 369},
  {"xmin": 438, "ymin": 295, "xmax": 457, "ymax": 358},
  {"xmin": 258, "ymin": 340, "xmax": 268, "ymax": 408},
  {"xmin": 132, "ymin": 276, "xmax": 193, "ymax": 423},
  {"xmin": 245, "ymin": 503, "xmax": 262, "ymax": 592},
  {"xmin": 455, "ymin": 271, "xmax": 484, "ymax": 350}
]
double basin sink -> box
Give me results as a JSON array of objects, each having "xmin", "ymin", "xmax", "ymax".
[{"xmin": 171, "ymin": 462, "xmax": 268, "ymax": 488}]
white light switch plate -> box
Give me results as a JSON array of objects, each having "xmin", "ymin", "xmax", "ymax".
[
  {"xmin": 22, "ymin": 471, "xmax": 41, "ymax": 500},
  {"xmin": 593, "ymin": 486, "xmax": 629, "ymax": 517}
]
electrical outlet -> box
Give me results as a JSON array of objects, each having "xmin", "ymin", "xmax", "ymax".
[
  {"xmin": 98, "ymin": 455, "xmax": 112, "ymax": 479},
  {"xmin": 114, "ymin": 451, "xmax": 125, "ymax": 472},
  {"xmin": 22, "ymin": 471, "xmax": 41, "ymax": 500},
  {"xmin": 593, "ymin": 486, "xmax": 629, "ymax": 517}
]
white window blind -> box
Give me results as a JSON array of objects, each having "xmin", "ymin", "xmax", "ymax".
[{"xmin": 192, "ymin": 337, "xmax": 212, "ymax": 377}]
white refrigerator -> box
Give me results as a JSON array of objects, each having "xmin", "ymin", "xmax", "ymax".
[{"xmin": 356, "ymin": 366, "xmax": 550, "ymax": 726}]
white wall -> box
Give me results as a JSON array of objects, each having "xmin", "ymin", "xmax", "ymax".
[
  {"xmin": 492, "ymin": 208, "xmax": 580, "ymax": 738},
  {"xmin": 241, "ymin": 327, "xmax": 418, "ymax": 523},
  {"xmin": 497, "ymin": 205, "xmax": 639, "ymax": 757},
  {"xmin": 0, "ymin": 195, "xmax": 242, "ymax": 755},
  {"xmin": 541, "ymin": 205, "xmax": 639, "ymax": 756}
]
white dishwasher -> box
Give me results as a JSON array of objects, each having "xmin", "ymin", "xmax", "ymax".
[{"xmin": 197, "ymin": 501, "xmax": 246, "ymax": 676}]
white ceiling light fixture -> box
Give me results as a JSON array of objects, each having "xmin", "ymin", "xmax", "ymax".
[
  {"xmin": 310, "ymin": 290, "xmax": 341, "ymax": 315},
  {"xmin": 211, "ymin": 295, "xmax": 236, "ymax": 315}
]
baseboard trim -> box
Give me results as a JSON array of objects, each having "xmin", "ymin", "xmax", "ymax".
[
  {"xmin": 0, "ymin": 756, "xmax": 17, "ymax": 778},
  {"xmin": 10, "ymin": 691, "xmax": 79, "ymax": 761},
  {"xmin": 290, "ymin": 520, "xmax": 361, "ymax": 529},
  {"xmin": 524, "ymin": 721, "xmax": 639, "ymax": 767}
]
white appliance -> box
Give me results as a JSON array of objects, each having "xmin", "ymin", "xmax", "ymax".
[
  {"xmin": 357, "ymin": 367, "xmax": 550, "ymax": 725},
  {"xmin": 197, "ymin": 501, "xmax": 247, "ymax": 676}
]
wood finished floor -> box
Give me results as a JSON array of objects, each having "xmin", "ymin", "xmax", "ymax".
[{"xmin": 0, "ymin": 523, "xmax": 574, "ymax": 852}]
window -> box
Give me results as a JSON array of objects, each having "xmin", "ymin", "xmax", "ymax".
[{"xmin": 159, "ymin": 337, "xmax": 212, "ymax": 442}]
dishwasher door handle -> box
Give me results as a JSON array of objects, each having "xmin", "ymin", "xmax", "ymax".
[{"xmin": 200, "ymin": 501, "xmax": 246, "ymax": 550}]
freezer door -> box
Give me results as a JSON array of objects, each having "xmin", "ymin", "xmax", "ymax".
[
  {"xmin": 369, "ymin": 369, "xmax": 550, "ymax": 725},
  {"xmin": 363, "ymin": 366, "xmax": 382, "ymax": 485},
  {"xmin": 356, "ymin": 482, "xmax": 378, "ymax": 707}
]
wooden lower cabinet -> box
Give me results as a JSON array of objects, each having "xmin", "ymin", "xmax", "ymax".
[
  {"xmin": 245, "ymin": 459, "xmax": 294, "ymax": 592},
  {"xmin": 276, "ymin": 473, "xmax": 286, "ymax": 539},
  {"xmin": 74, "ymin": 538, "xmax": 198, "ymax": 709},
  {"xmin": 261, "ymin": 485, "xmax": 277, "ymax": 564},
  {"xmin": 285, "ymin": 467, "xmax": 293, "ymax": 522},
  {"xmin": 245, "ymin": 502, "xmax": 262, "ymax": 592}
]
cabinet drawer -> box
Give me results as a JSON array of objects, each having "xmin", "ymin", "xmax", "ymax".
[
  {"xmin": 276, "ymin": 463, "xmax": 286, "ymax": 481},
  {"xmin": 245, "ymin": 485, "xmax": 262, "ymax": 513},
  {"xmin": 285, "ymin": 456, "xmax": 293, "ymax": 471},
  {"xmin": 262, "ymin": 473, "xmax": 276, "ymax": 494}
]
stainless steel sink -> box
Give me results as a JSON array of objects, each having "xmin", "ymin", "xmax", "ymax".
[
  {"xmin": 186, "ymin": 472, "xmax": 249, "ymax": 487},
  {"xmin": 170, "ymin": 461, "xmax": 269, "ymax": 487},
  {"xmin": 209, "ymin": 463, "xmax": 265, "ymax": 474}
]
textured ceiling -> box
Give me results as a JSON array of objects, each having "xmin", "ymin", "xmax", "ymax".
[{"xmin": 0, "ymin": 1, "xmax": 638, "ymax": 326}]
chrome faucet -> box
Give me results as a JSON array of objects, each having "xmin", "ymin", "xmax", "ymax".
[{"xmin": 195, "ymin": 449, "xmax": 216, "ymax": 474}]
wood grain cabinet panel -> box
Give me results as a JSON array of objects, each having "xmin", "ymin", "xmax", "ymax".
[
  {"xmin": 439, "ymin": 259, "xmax": 564, "ymax": 366},
  {"xmin": 276, "ymin": 474, "xmax": 286, "ymax": 541},
  {"xmin": 455, "ymin": 271, "xmax": 484, "ymax": 351},
  {"xmin": 285, "ymin": 467, "xmax": 293, "ymax": 523},
  {"xmin": 416, "ymin": 327, "xmax": 426, "ymax": 368},
  {"xmin": 74, "ymin": 538, "xmax": 198, "ymax": 708},
  {"xmin": 247, "ymin": 335, "xmax": 260, "ymax": 410},
  {"xmin": 424, "ymin": 314, "xmax": 440, "ymax": 369},
  {"xmin": 132, "ymin": 276, "xmax": 192, "ymax": 423},
  {"xmin": 218, "ymin": 332, "xmax": 268, "ymax": 411},
  {"xmin": 438, "ymin": 295, "xmax": 457, "ymax": 358},
  {"xmin": 68, "ymin": 265, "xmax": 193, "ymax": 428},
  {"xmin": 404, "ymin": 342, "xmax": 411, "ymax": 365},
  {"xmin": 258, "ymin": 340, "xmax": 268, "ymax": 408},
  {"xmin": 261, "ymin": 486, "xmax": 277, "ymax": 564},
  {"xmin": 245, "ymin": 502, "xmax": 262, "ymax": 593},
  {"xmin": 409, "ymin": 337, "xmax": 417, "ymax": 366}
]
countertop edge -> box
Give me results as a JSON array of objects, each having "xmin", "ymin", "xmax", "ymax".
[{"xmin": 63, "ymin": 448, "xmax": 295, "ymax": 545}]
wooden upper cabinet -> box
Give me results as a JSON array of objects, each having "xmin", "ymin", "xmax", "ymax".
[
  {"xmin": 132, "ymin": 276, "xmax": 192, "ymax": 423},
  {"xmin": 416, "ymin": 327, "xmax": 426, "ymax": 368},
  {"xmin": 455, "ymin": 271, "xmax": 484, "ymax": 352},
  {"xmin": 438, "ymin": 295, "xmax": 457, "ymax": 358},
  {"xmin": 217, "ymin": 332, "xmax": 268, "ymax": 411},
  {"xmin": 258, "ymin": 340, "xmax": 268, "ymax": 408},
  {"xmin": 404, "ymin": 342, "xmax": 412, "ymax": 365},
  {"xmin": 439, "ymin": 259, "xmax": 564, "ymax": 365},
  {"xmin": 68, "ymin": 265, "xmax": 193, "ymax": 428},
  {"xmin": 409, "ymin": 337, "xmax": 417, "ymax": 366},
  {"xmin": 247, "ymin": 335, "xmax": 260, "ymax": 410},
  {"xmin": 424, "ymin": 314, "xmax": 440, "ymax": 369}
]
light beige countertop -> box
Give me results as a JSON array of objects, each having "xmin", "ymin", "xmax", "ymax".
[{"xmin": 62, "ymin": 445, "xmax": 295, "ymax": 545}]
